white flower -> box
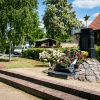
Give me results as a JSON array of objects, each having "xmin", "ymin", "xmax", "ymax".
[{"xmin": 39, "ymin": 49, "xmax": 66, "ymax": 63}]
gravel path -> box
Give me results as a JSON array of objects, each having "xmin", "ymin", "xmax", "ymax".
[{"xmin": 8, "ymin": 67, "xmax": 100, "ymax": 93}]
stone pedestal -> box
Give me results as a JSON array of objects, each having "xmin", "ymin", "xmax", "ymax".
[{"xmin": 74, "ymin": 59, "xmax": 100, "ymax": 82}]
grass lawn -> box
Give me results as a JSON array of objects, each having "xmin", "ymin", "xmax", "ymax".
[{"xmin": 0, "ymin": 57, "xmax": 49, "ymax": 69}]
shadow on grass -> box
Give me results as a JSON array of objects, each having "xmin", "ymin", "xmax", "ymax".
[
  {"xmin": 0, "ymin": 58, "xmax": 9, "ymax": 62},
  {"xmin": 0, "ymin": 58, "xmax": 19, "ymax": 62}
]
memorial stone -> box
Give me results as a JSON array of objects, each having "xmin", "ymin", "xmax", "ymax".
[{"xmin": 79, "ymin": 28, "xmax": 96, "ymax": 58}]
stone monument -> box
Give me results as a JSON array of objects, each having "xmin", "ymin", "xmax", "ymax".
[
  {"xmin": 79, "ymin": 28, "xmax": 96, "ymax": 58},
  {"xmin": 44, "ymin": 20, "xmax": 100, "ymax": 82},
  {"xmin": 75, "ymin": 28, "xmax": 100, "ymax": 82}
]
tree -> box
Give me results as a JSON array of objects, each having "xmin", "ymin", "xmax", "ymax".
[
  {"xmin": 0, "ymin": 0, "xmax": 44, "ymax": 53},
  {"xmin": 43, "ymin": 0, "xmax": 83, "ymax": 42},
  {"xmin": 26, "ymin": 28, "xmax": 46, "ymax": 44}
]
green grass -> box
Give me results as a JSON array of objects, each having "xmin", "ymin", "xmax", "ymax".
[{"xmin": 0, "ymin": 57, "xmax": 49, "ymax": 69}]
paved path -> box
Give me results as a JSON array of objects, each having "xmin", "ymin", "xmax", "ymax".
[
  {"xmin": 8, "ymin": 68, "xmax": 100, "ymax": 92},
  {"xmin": 1, "ymin": 67, "xmax": 100, "ymax": 100},
  {"xmin": 0, "ymin": 82, "xmax": 42, "ymax": 100}
]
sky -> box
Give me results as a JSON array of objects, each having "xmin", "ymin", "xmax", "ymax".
[{"xmin": 38, "ymin": 0, "xmax": 100, "ymax": 28}]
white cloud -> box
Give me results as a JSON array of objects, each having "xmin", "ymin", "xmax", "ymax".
[
  {"xmin": 93, "ymin": 13, "xmax": 99, "ymax": 17},
  {"xmin": 79, "ymin": 19, "xmax": 92, "ymax": 27},
  {"xmin": 72, "ymin": 0, "xmax": 100, "ymax": 9},
  {"xmin": 39, "ymin": 23, "xmax": 44, "ymax": 28}
]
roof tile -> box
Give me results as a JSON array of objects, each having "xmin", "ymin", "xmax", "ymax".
[{"xmin": 88, "ymin": 14, "xmax": 100, "ymax": 30}]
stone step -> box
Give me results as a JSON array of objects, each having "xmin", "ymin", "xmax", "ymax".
[
  {"xmin": 0, "ymin": 69, "xmax": 100, "ymax": 100},
  {"xmin": 0, "ymin": 73, "xmax": 84, "ymax": 100}
]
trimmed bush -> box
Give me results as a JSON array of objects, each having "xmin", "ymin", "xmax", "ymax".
[
  {"xmin": 22, "ymin": 48, "xmax": 45, "ymax": 60},
  {"xmin": 22, "ymin": 46, "xmax": 100, "ymax": 62}
]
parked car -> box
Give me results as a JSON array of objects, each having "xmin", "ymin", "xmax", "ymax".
[{"xmin": 13, "ymin": 46, "xmax": 30, "ymax": 55}]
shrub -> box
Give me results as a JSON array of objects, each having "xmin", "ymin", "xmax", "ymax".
[
  {"xmin": 22, "ymin": 46, "xmax": 100, "ymax": 62},
  {"xmin": 39, "ymin": 48, "xmax": 89, "ymax": 68},
  {"xmin": 39, "ymin": 49, "xmax": 66, "ymax": 64},
  {"xmin": 96, "ymin": 46, "xmax": 100, "ymax": 62},
  {"xmin": 22, "ymin": 48, "xmax": 45, "ymax": 60}
]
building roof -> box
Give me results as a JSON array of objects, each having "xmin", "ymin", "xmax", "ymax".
[
  {"xmin": 36, "ymin": 38, "xmax": 57, "ymax": 42},
  {"xmin": 88, "ymin": 13, "xmax": 100, "ymax": 30}
]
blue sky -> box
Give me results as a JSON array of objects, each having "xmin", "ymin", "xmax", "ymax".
[{"xmin": 38, "ymin": 0, "xmax": 100, "ymax": 28}]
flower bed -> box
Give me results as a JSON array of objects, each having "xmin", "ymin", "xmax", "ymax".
[{"xmin": 39, "ymin": 48, "xmax": 89, "ymax": 69}]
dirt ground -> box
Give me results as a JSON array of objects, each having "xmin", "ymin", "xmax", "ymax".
[
  {"xmin": 60, "ymin": 43, "xmax": 78, "ymax": 48},
  {"xmin": 0, "ymin": 81, "xmax": 42, "ymax": 100},
  {"xmin": 8, "ymin": 68, "xmax": 100, "ymax": 93}
]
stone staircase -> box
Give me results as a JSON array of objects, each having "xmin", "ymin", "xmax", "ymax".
[{"xmin": 0, "ymin": 69, "xmax": 100, "ymax": 100}]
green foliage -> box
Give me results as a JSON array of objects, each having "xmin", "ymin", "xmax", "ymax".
[
  {"xmin": 58, "ymin": 47, "xmax": 78, "ymax": 53},
  {"xmin": 59, "ymin": 47, "xmax": 69, "ymax": 53},
  {"xmin": 22, "ymin": 48, "xmax": 45, "ymax": 60},
  {"xmin": 43, "ymin": 0, "xmax": 83, "ymax": 41},
  {"xmin": 66, "ymin": 38, "xmax": 73, "ymax": 43},
  {"xmin": 27, "ymin": 28, "xmax": 46, "ymax": 44},
  {"xmin": 22, "ymin": 46, "xmax": 100, "ymax": 63},
  {"xmin": 60, "ymin": 46, "xmax": 100, "ymax": 62},
  {"xmin": 0, "ymin": 0, "xmax": 45, "ymax": 53},
  {"xmin": 96, "ymin": 46, "xmax": 100, "ymax": 62}
]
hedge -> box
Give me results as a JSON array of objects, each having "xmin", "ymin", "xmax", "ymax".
[
  {"xmin": 22, "ymin": 47, "xmax": 100, "ymax": 62},
  {"xmin": 22, "ymin": 48, "xmax": 45, "ymax": 60}
]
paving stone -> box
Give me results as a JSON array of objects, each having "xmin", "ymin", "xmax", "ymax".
[
  {"xmin": 93, "ymin": 63, "xmax": 98, "ymax": 65},
  {"xmin": 78, "ymin": 75, "xmax": 86, "ymax": 81},
  {"xmin": 91, "ymin": 67, "xmax": 96, "ymax": 71},
  {"xmin": 93, "ymin": 67, "xmax": 98, "ymax": 71},
  {"xmin": 96, "ymin": 61, "xmax": 100, "ymax": 64},
  {"xmin": 85, "ymin": 68, "xmax": 94, "ymax": 76},
  {"xmin": 98, "ymin": 65, "xmax": 100, "ymax": 68},
  {"xmin": 73, "ymin": 59, "xmax": 100, "ymax": 82},
  {"xmin": 83, "ymin": 62, "xmax": 90, "ymax": 69},
  {"xmin": 67, "ymin": 76, "xmax": 75, "ymax": 80},
  {"xmin": 89, "ymin": 65, "xmax": 93, "ymax": 68},
  {"xmin": 80, "ymin": 68, "xmax": 85, "ymax": 72},
  {"xmin": 75, "ymin": 69, "xmax": 80, "ymax": 72},
  {"xmin": 75, "ymin": 72, "xmax": 79, "ymax": 75},
  {"xmin": 93, "ymin": 66, "xmax": 98, "ymax": 68},
  {"xmin": 86, "ymin": 76, "xmax": 96, "ymax": 82},
  {"xmin": 74, "ymin": 75, "xmax": 79, "ymax": 79},
  {"xmin": 86, "ymin": 60, "xmax": 93, "ymax": 64},
  {"xmin": 93, "ymin": 71, "xmax": 100, "ymax": 75},
  {"xmin": 96, "ymin": 75, "xmax": 100, "ymax": 80},
  {"xmin": 79, "ymin": 71, "xmax": 85, "ymax": 75},
  {"xmin": 90, "ymin": 59, "xmax": 96, "ymax": 62},
  {"xmin": 79, "ymin": 64, "xmax": 83, "ymax": 68}
]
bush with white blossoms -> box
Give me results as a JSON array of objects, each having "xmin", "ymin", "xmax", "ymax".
[
  {"xmin": 39, "ymin": 48, "xmax": 89, "ymax": 68},
  {"xmin": 39, "ymin": 49, "xmax": 66, "ymax": 64}
]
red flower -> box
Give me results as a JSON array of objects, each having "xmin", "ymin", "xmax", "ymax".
[
  {"xmin": 70, "ymin": 58, "xmax": 74, "ymax": 62},
  {"xmin": 77, "ymin": 53, "xmax": 81, "ymax": 57}
]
